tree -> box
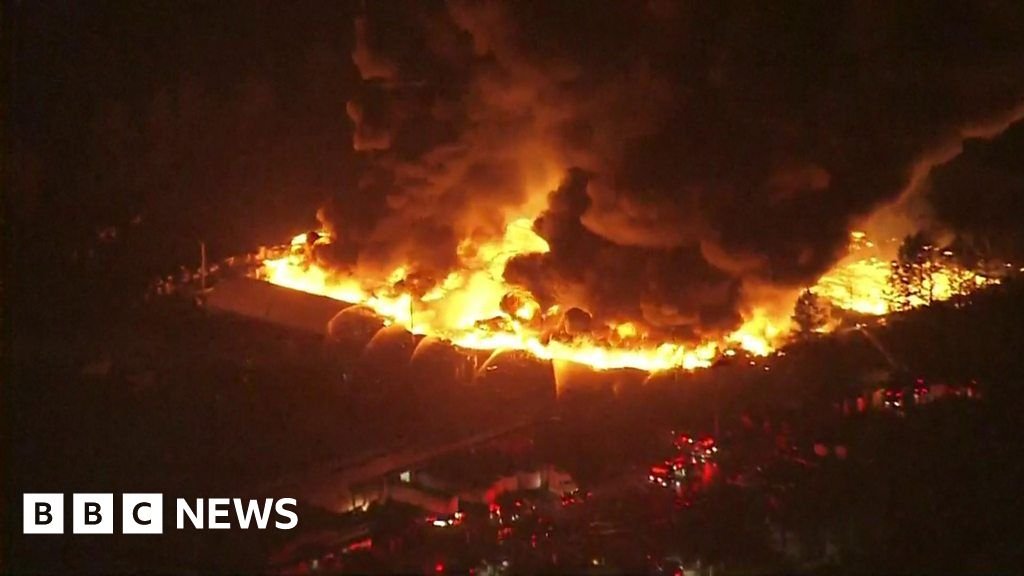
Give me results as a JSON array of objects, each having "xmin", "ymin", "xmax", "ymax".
[
  {"xmin": 793, "ymin": 290, "xmax": 831, "ymax": 337},
  {"xmin": 886, "ymin": 233, "xmax": 938, "ymax": 311},
  {"xmin": 886, "ymin": 232, "xmax": 993, "ymax": 311},
  {"xmin": 943, "ymin": 235, "xmax": 993, "ymax": 304}
]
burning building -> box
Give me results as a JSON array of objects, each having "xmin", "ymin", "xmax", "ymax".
[
  {"xmin": 243, "ymin": 3, "xmax": 1023, "ymax": 384},
  {"xmin": 203, "ymin": 2, "xmax": 1023, "ymax": 389}
]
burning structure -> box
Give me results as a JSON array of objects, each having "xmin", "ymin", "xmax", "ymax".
[
  {"xmin": 241, "ymin": 202, "xmax": 1003, "ymax": 386},
  {"xmin": 258, "ymin": 227, "xmax": 723, "ymax": 372},
  {"xmin": 106, "ymin": 2, "xmax": 1008, "ymax": 386},
  {"xmin": 219, "ymin": 3, "xmax": 1024, "ymax": 379}
]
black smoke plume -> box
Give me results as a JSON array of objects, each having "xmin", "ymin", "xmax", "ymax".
[{"xmin": 319, "ymin": 0, "xmax": 1024, "ymax": 337}]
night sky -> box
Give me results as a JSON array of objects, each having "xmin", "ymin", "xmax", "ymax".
[{"xmin": 9, "ymin": 1, "xmax": 362, "ymax": 259}]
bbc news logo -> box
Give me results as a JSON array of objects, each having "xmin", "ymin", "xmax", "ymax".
[{"xmin": 23, "ymin": 494, "xmax": 298, "ymax": 534}]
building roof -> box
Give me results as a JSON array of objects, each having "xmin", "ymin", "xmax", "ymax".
[{"xmin": 206, "ymin": 277, "xmax": 350, "ymax": 335}]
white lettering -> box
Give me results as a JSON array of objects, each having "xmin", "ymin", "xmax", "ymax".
[
  {"xmin": 274, "ymin": 498, "xmax": 298, "ymax": 529},
  {"xmin": 233, "ymin": 498, "xmax": 273, "ymax": 529},
  {"xmin": 208, "ymin": 498, "xmax": 230, "ymax": 529},
  {"xmin": 176, "ymin": 498, "xmax": 203, "ymax": 529}
]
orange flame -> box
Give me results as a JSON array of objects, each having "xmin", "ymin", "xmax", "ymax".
[
  {"xmin": 812, "ymin": 231, "xmax": 997, "ymax": 315},
  {"xmin": 258, "ymin": 224, "xmax": 994, "ymax": 373},
  {"xmin": 258, "ymin": 218, "xmax": 777, "ymax": 372}
]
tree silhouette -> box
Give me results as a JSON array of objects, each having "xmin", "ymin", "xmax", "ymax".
[
  {"xmin": 886, "ymin": 233, "xmax": 938, "ymax": 311},
  {"xmin": 793, "ymin": 290, "xmax": 831, "ymax": 337},
  {"xmin": 886, "ymin": 233, "xmax": 992, "ymax": 311}
]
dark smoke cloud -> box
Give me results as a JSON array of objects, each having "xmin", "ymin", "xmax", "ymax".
[
  {"xmin": 321, "ymin": 0, "xmax": 1024, "ymax": 336},
  {"xmin": 927, "ymin": 120, "xmax": 1024, "ymax": 261},
  {"xmin": 505, "ymin": 169, "xmax": 741, "ymax": 336}
]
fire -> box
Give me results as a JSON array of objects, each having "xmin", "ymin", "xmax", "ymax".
[
  {"xmin": 813, "ymin": 257, "xmax": 891, "ymax": 316},
  {"xmin": 813, "ymin": 231, "xmax": 997, "ymax": 315},
  {"xmin": 255, "ymin": 224, "xmax": 996, "ymax": 374},
  {"xmin": 258, "ymin": 219, "xmax": 775, "ymax": 372},
  {"xmin": 728, "ymin": 310, "xmax": 783, "ymax": 357}
]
